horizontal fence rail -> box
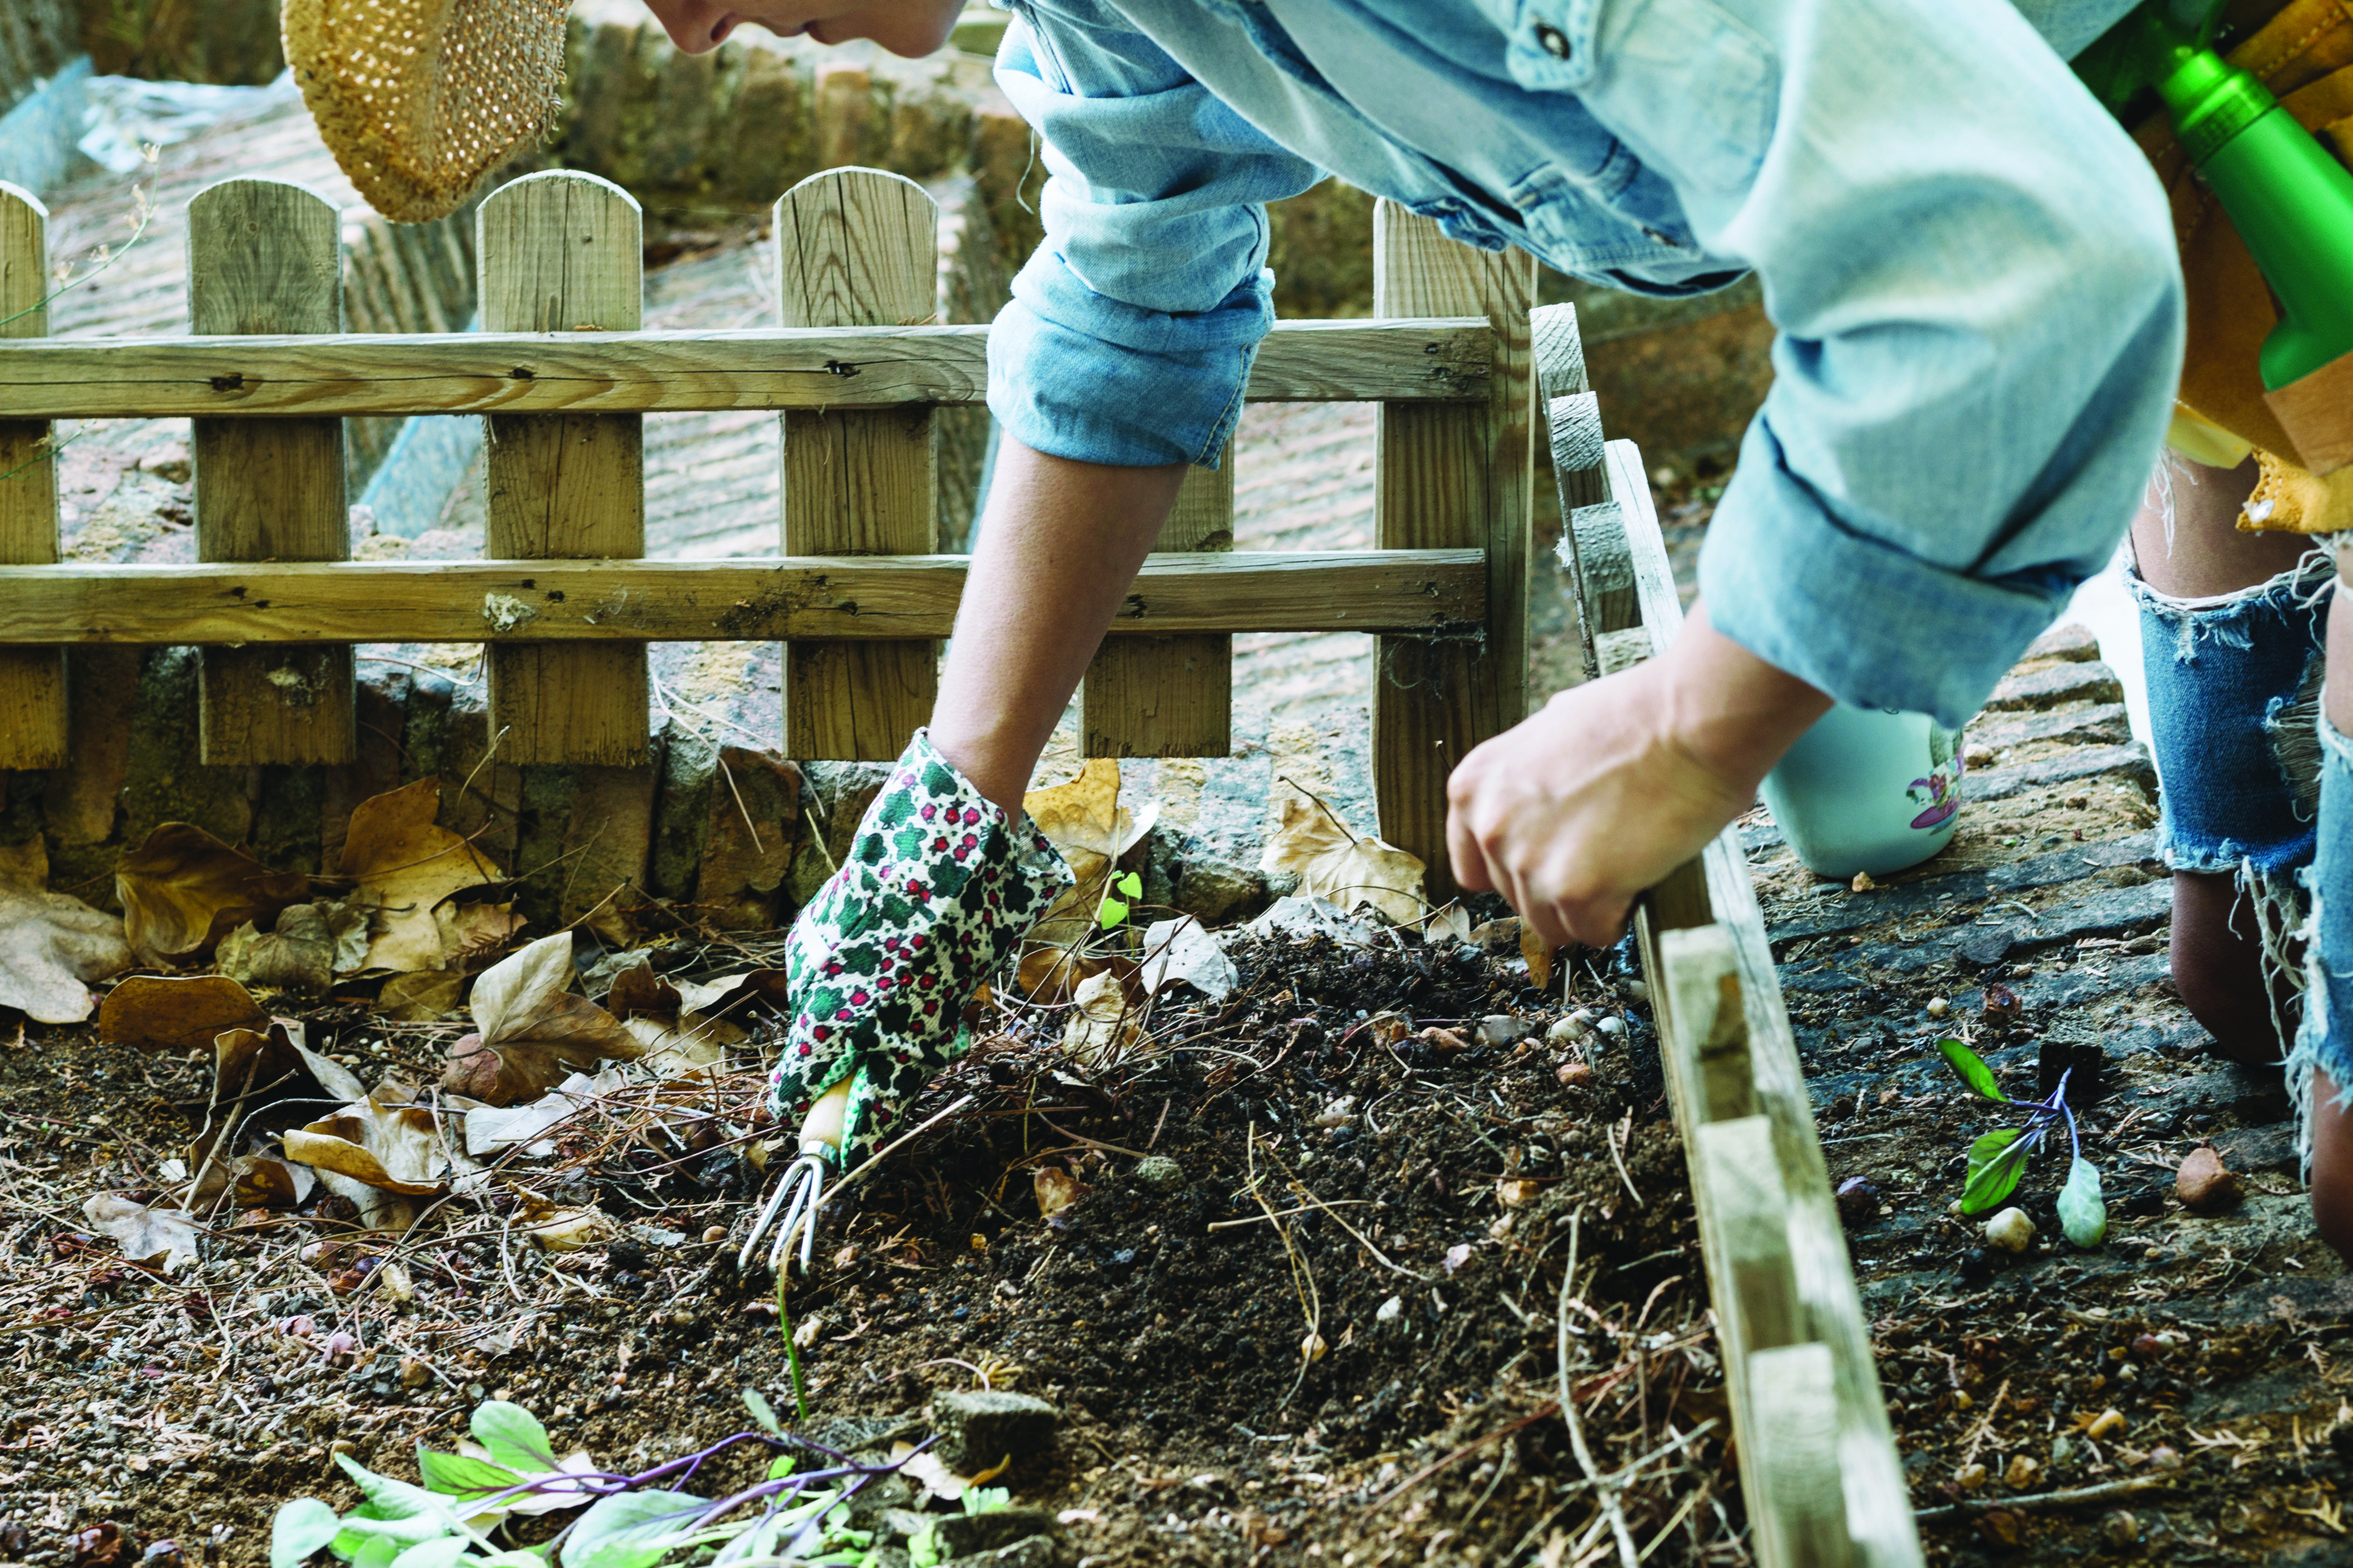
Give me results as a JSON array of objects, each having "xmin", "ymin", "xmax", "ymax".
[
  {"xmin": 0, "ymin": 318, "xmax": 1493, "ymax": 419},
  {"xmin": 0, "ymin": 549, "xmax": 1486, "ymax": 644}
]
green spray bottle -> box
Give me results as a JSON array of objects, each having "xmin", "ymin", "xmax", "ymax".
[{"xmin": 2079, "ymin": 0, "xmax": 2353, "ymax": 465}]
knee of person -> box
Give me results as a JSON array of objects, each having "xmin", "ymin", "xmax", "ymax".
[{"xmin": 2315, "ymin": 1183, "xmax": 2353, "ymax": 1264}]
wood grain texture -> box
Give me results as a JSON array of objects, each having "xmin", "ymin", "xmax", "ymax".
[
  {"xmin": 0, "ymin": 181, "xmax": 64, "ymax": 769},
  {"xmin": 777, "ymin": 168, "xmax": 937, "ymax": 760},
  {"xmin": 0, "ymin": 550, "xmax": 1485, "ymax": 644},
  {"xmin": 1531, "ymin": 305, "xmax": 1615, "ymax": 683},
  {"xmin": 187, "ymin": 179, "xmax": 355, "ymax": 766},
  {"xmin": 0, "ymin": 319, "xmax": 1495, "ymax": 419},
  {"xmin": 1084, "ymin": 445, "xmax": 1233, "ymax": 758},
  {"xmin": 1596, "ymin": 431, "xmax": 1921, "ymax": 1568},
  {"xmin": 1369, "ymin": 202, "xmax": 1534, "ymax": 892},
  {"xmin": 478, "ymin": 171, "xmax": 648, "ymax": 768}
]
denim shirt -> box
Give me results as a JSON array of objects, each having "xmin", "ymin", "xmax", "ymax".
[{"xmin": 985, "ymin": 0, "xmax": 2185, "ymax": 728}]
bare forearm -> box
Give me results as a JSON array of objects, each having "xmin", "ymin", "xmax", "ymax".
[{"xmin": 930, "ymin": 438, "xmax": 1188, "ymax": 810}]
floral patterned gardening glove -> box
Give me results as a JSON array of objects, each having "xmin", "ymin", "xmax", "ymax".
[{"xmin": 768, "ymin": 729, "xmax": 1073, "ymax": 1170}]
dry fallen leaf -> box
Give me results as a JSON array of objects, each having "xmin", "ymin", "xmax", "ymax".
[
  {"xmin": 113, "ymin": 823, "xmax": 308, "ymax": 966},
  {"xmin": 1495, "ymin": 1178, "xmax": 1542, "ymax": 1209},
  {"xmin": 0, "ymin": 879, "xmax": 134, "ymax": 1023},
  {"xmin": 216, "ymin": 900, "xmax": 371, "ymax": 994},
  {"xmin": 1137, "ymin": 916, "xmax": 1238, "ymax": 1001},
  {"xmin": 185, "ymin": 1019, "xmax": 366, "ymax": 1209},
  {"xmin": 83, "ymin": 1193, "xmax": 202, "ymax": 1273},
  {"xmin": 1034, "ymin": 1164, "xmax": 1083, "ymax": 1218},
  {"xmin": 517, "ymin": 1198, "xmax": 618, "ymax": 1253},
  {"xmin": 284, "ymin": 1080, "xmax": 473, "ymax": 1195},
  {"xmin": 1060, "ymin": 969, "xmax": 1139, "ymax": 1066},
  {"xmin": 97, "ymin": 974, "xmax": 269, "ymax": 1052},
  {"xmin": 442, "ymin": 933, "xmax": 637, "ymax": 1104},
  {"xmin": 1520, "ymin": 923, "xmax": 1554, "ymax": 992},
  {"xmin": 455, "ymin": 1067, "xmax": 626, "ymax": 1158},
  {"xmin": 339, "ymin": 779, "xmax": 509, "ymax": 973},
  {"xmin": 228, "ymin": 1153, "xmax": 317, "ymax": 1209},
  {"xmin": 376, "ymin": 970, "xmax": 464, "ymax": 1022},
  {"xmin": 1260, "ymin": 789, "xmax": 1430, "ymax": 927}
]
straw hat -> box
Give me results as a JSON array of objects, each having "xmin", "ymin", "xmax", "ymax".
[{"xmin": 283, "ymin": 0, "xmax": 571, "ymax": 223}]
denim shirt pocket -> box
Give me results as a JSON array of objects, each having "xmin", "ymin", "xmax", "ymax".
[{"xmin": 1507, "ymin": 0, "xmax": 1779, "ymax": 193}]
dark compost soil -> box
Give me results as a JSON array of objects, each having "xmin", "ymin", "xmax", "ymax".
[{"xmin": 0, "ymin": 930, "xmax": 1741, "ymax": 1568}]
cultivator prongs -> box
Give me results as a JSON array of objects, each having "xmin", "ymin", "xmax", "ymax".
[{"xmin": 740, "ymin": 1151, "xmax": 828, "ymax": 1275}]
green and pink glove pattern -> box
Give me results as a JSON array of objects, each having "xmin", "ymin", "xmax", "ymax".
[{"xmin": 769, "ymin": 730, "xmax": 1072, "ymax": 1168}]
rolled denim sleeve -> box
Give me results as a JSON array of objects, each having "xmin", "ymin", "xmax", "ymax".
[
  {"xmin": 989, "ymin": 1, "xmax": 1325, "ymax": 467},
  {"xmin": 1518, "ymin": 0, "xmax": 2183, "ymax": 727}
]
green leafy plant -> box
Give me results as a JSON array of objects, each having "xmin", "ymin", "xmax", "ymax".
[
  {"xmin": 1096, "ymin": 870, "xmax": 1142, "ymax": 930},
  {"xmin": 1937, "ymin": 1038, "xmax": 2106, "ymax": 1247},
  {"xmin": 271, "ymin": 1398, "xmax": 910, "ymax": 1568}
]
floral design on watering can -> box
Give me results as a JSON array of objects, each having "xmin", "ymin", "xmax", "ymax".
[{"xmin": 1906, "ymin": 727, "xmax": 1964, "ymax": 831}]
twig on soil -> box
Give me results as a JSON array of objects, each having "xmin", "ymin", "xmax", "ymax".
[
  {"xmin": 1606, "ymin": 1113, "xmax": 1642, "ymax": 1210},
  {"xmin": 1245, "ymin": 1127, "xmax": 1321, "ymax": 1408},
  {"xmin": 1912, "ymin": 1474, "xmax": 2170, "ymax": 1522},
  {"xmin": 1556, "ymin": 1208, "xmax": 1639, "ymax": 1568},
  {"xmin": 1036, "ymin": 1116, "xmax": 1147, "ymax": 1159},
  {"xmin": 1206, "ymin": 1198, "xmax": 1373, "ymax": 1231}
]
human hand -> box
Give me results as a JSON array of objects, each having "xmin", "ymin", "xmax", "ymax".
[{"xmin": 1446, "ymin": 602, "xmax": 1830, "ymax": 947}]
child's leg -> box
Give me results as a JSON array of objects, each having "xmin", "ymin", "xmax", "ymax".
[{"xmin": 2131, "ymin": 455, "xmax": 2322, "ymax": 1064}]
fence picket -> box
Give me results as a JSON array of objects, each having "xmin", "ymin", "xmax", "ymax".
[
  {"xmin": 776, "ymin": 168, "xmax": 938, "ymax": 760},
  {"xmin": 188, "ymin": 179, "xmax": 356, "ymax": 765},
  {"xmin": 0, "ymin": 182, "xmax": 64, "ymax": 770},
  {"xmin": 1083, "ymin": 445, "xmax": 1234, "ymax": 758},
  {"xmin": 477, "ymin": 172, "xmax": 649, "ymax": 767},
  {"xmin": 1370, "ymin": 203, "xmax": 1533, "ymax": 893}
]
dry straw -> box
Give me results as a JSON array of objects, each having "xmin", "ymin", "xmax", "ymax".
[{"xmin": 282, "ymin": 0, "xmax": 570, "ymax": 223}]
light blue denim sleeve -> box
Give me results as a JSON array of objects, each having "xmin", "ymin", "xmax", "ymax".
[
  {"xmin": 1501, "ymin": 0, "xmax": 2182, "ymax": 728},
  {"xmin": 988, "ymin": 1, "xmax": 1326, "ymax": 468}
]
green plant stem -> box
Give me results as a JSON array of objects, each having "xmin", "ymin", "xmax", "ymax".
[{"xmin": 776, "ymin": 1276, "xmax": 812, "ymax": 1423}]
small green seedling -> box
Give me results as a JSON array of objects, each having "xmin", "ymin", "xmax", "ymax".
[
  {"xmin": 908, "ymin": 1486, "xmax": 1012, "ymax": 1567},
  {"xmin": 1096, "ymin": 870, "xmax": 1142, "ymax": 930},
  {"xmin": 1938, "ymin": 1038, "xmax": 2106, "ymax": 1248}
]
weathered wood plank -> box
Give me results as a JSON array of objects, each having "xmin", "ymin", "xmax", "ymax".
[
  {"xmin": 0, "ymin": 180, "xmax": 65, "ymax": 770},
  {"xmin": 1083, "ymin": 444, "xmax": 1233, "ymax": 758},
  {"xmin": 0, "ymin": 318, "xmax": 1493, "ymax": 418},
  {"xmin": 1562, "ymin": 417, "xmax": 1920, "ymax": 1567},
  {"xmin": 188, "ymin": 178, "xmax": 356, "ymax": 766},
  {"xmin": 0, "ymin": 550, "xmax": 1486, "ymax": 644},
  {"xmin": 778, "ymin": 168, "xmax": 938, "ymax": 762},
  {"xmin": 479, "ymin": 171, "xmax": 648, "ymax": 768},
  {"xmin": 1370, "ymin": 203, "xmax": 1534, "ymax": 895}
]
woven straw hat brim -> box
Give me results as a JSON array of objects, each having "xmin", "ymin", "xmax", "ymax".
[{"xmin": 284, "ymin": 0, "xmax": 569, "ymax": 223}]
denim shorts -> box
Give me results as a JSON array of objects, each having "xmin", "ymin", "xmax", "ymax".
[{"xmin": 2130, "ymin": 552, "xmax": 2332, "ymax": 884}]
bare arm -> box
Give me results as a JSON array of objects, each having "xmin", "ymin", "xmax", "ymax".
[
  {"xmin": 1447, "ymin": 599, "xmax": 1831, "ymax": 948},
  {"xmin": 929, "ymin": 437, "xmax": 1189, "ymax": 811}
]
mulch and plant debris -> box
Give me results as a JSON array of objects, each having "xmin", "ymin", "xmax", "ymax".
[
  {"xmin": 0, "ymin": 760, "xmax": 1744, "ymax": 1568},
  {"xmin": 1761, "ymin": 625, "xmax": 2353, "ymax": 1567}
]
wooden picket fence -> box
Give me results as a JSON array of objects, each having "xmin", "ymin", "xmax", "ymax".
[{"xmin": 0, "ymin": 165, "xmax": 1534, "ymax": 885}]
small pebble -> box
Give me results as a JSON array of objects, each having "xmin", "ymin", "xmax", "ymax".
[
  {"xmin": 1594, "ymin": 1015, "xmax": 1625, "ymax": 1038},
  {"xmin": 1925, "ymin": 997, "xmax": 1950, "ymax": 1019},
  {"xmin": 1546, "ymin": 1015, "xmax": 1588, "ymax": 1046},
  {"xmin": 1851, "ymin": 871, "xmax": 1877, "ymax": 893},
  {"xmin": 1622, "ymin": 980, "xmax": 1648, "ymax": 1002},
  {"xmin": 1556, "ymin": 1061, "xmax": 1592, "ymax": 1088},
  {"xmin": 2147, "ymin": 1445, "xmax": 2181, "ymax": 1471},
  {"xmin": 1984, "ymin": 1208, "xmax": 2035, "ymax": 1253},
  {"xmin": 2176, "ymin": 1144, "xmax": 2244, "ymax": 1213},
  {"xmin": 1955, "ymin": 1462, "xmax": 1989, "ymax": 1490},
  {"xmin": 701, "ymin": 1226, "xmax": 728, "ymax": 1245},
  {"xmin": 2102, "ymin": 1510, "xmax": 2140, "ymax": 1546},
  {"xmin": 2004, "ymin": 1455, "xmax": 2039, "ymax": 1489},
  {"xmin": 1421, "ymin": 1026, "xmax": 1472, "ymax": 1055},
  {"xmin": 1134, "ymin": 1155, "xmax": 1185, "ymax": 1192},
  {"xmin": 1476, "ymin": 1015, "xmax": 1522, "ymax": 1048},
  {"xmin": 1375, "ymin": 1295, "xmax": 1403, "ymax": 1324},
  {"xmin": 1301, "ymin": 1331, "xmax": 1328, "ymax": 1362},
  {"xmin": 2086, "ymin": 1408, "xmax": 2126, "ymax": 1440},
  {"xmin": 1834, "ymin": 1176, "xmax": 1880, "ymax": 1225},
  {"xmin": 2049, "ymin": 1435, "xmax": 2076, "ymax": 1467}
]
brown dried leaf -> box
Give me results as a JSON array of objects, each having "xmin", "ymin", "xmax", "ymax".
[
  {"xmin": 1060, "ymin": 969, "xmax": 1140, "ymax": 1066},
  {"xmin": 1023, "ymin": 760, "xmax": 1158, "ymax": 952},
  {"xmin": 284, "ymin": 1082, "xmax": 471, "ymax": 1195},
  {"xmin": 1259, "ymin": 790, "xmax": 1428, "ymax": 927},
  {"xmin": 83, "ymin": 1192, "xmax": 202, "ymax": 1273},
  {"xmin": 1519, "ymin": 923, "xmax": 1555, "ymax": 992},
  {"xmin": 228, "ymin": 1153, "xmax": 317, "ymax": 1209},
  {"xmin": 0, "ymin": 878, "xmax": 134, "ymax": 1023},
  {"xmin": 185, "ymin": 1019, "xmax": 366, "ymax": 1209},
  {"xmin": 98, "ymin": 974, "xmax": 268, "ymax": 1052},
  {"xmin": 441, "ymin": 932, "xmax": 636, "ymax": 1104},
  {"xmin": 338, "ymin": 779, "xmax": 507, "ymax": 973},
  {"xmin": 1033, "ymin": 1164, "xmax": 1082, "ymax": 1218},
  {"xmin": 215, "ymin": 900, "xmax": 371, "ymax": 994},
  {"xmin": 517, "ymin": 1198, "xmax": 618, "ymax": 1253},
  {"xmin": 114, "ymin": 823, "xmax": 308, "ymax": 965},
  {"xmin": 376, "ymin": 970, "xmax": 464, "ymax": 1022}
]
